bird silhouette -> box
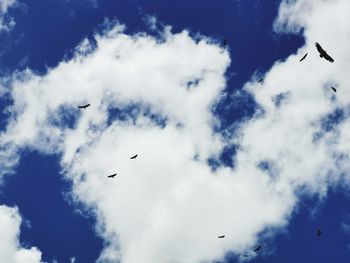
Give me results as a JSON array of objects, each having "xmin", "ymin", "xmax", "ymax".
[
  {"xmin": 252, "ymin": 245, "xmax": 262, "ymax": 252},
  {"xmin": 78, "ymin": 104, "xmax": 90, "ymax": 109},
  {"xmin": 130, "ymin": 154, "xmax": 138, "ymax": 159},
  {"xmin": 299, "ymin": 53, "xmax": 308, "ymax": 62},
  {"xmin": 315, "ymin": 42, "xmax": 334, "ymax": 62},
  {"xmin": 257, "ymin": 78, "xmax": 263, "ymax": 83},
  {"xmin": 316, "ymin": 229, "xmax": 322, "ymax": 237},
  {"xmin": 331, "ymin": 87, "xmax": 337, "ymax": 92},
  {"xmin": 218, "ymin": 235, "xmax": 225, "ymax": 239},
  {"xmin": 108, "ymin": 173, "xmax": 117, "ymax": 178}
]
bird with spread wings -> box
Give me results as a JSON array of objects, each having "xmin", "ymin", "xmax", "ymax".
[{"xmin": 315, "ymin": 42, "xmax": 334, "ymax": 62}]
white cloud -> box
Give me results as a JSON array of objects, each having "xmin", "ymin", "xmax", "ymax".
[
  {"xmin": 0, "ymin": 0, "xmax": 350, "ymax": 262},
  {"xmin": 0, "ymin": 0, "xmax": 16, "ymax": 32},
  {"xmin": 0, "ymin": 205, "xmax": 43, "ymax": 263}
]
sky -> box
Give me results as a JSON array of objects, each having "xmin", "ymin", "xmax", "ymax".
[{"xmin": 0, "ymin": 0, "xmax": 350, "ymax": 263}]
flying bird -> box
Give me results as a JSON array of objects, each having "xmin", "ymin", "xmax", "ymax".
[
  {"xmin": 315, "ymin": 42, "xmax": 334, "ymax": 62},
  {"xmin": 331, "ymin": 87, "xmax": 337, "ymax": 92},
  {"xmin": 130, "ymin": 154, "xmax": 138, "ymax": 159},
  {"xmin": 316, "ymin": 229, "xmax": 322, "ymax": 237},
  {"xmin": 78, "ymin": 104, "xmax": 90, "ymax": 109},
  {"xmin": 108, "ymin": 173, "xmax": 117, "ymax": 178},
  {"xmin": 257, "ymin": 78, "xmax": 263, "ymax": 83},
  {"xmin": 252, "ymin": 245, "xmax": 262, "ymax": 253},
  {"xmin": 223, "ymin": 39, "xmax": 227, "ymax": 47},
  {"xmin": 299, "ymin": 53, "xmax": 308, "ymax": 62},
  {"xmin": 218, "ymin": 235, "xmax": 225, "ymax": 239}
]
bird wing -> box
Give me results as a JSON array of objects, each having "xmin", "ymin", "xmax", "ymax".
[
  {"xmin": 323, "ymin": 52, "xmax": 334, "ymax": 62},
  {"xmin": 299, "ymin": 53, "xmax": 308, "ymax": 62},
  {"xmin": 253, "ymin": 246, "xmax": 261, "ymax": 252},
  {"xmin": 315, "ymin": 42, "xmax": 324, "ymax": 54},
  {"xmin": 78, "ymin": 104, "xmax": 90, "ymax": 108}
]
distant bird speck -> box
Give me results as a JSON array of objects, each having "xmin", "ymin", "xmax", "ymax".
[
  {"xmin": 299, "ymin": 53, "xmax": 308, "ymax": 62},
  {"xmin": 253, "ymin": 245, "xmax": 262, "ymax": 252},
  {"xmin": 218, "ymin": 235, "xmax": 225, "ymax": 239},
  {"xmin": 78, "ymin": 104, "xmax": 90, "ymax": 109},
  {"xmin": 257, "ymin": 78, "xmax": 263, "ymax": 83},
  {"xmin": 108, "ymin": 173, "xmax": 117, "ymax": 178},
  {"xmin": 315, "ymin": 42, "xmax": 334, "ymax": 62},
  {"xmin": 317, "ymin": 229, "xmax": 322, "ymax": 237},
  {"xmin": 223, "ymin": 39, "xmax": 227, "ymax": 47},
  {"xmin": 331, "ymin": 87, "xmax": 337, "ymax": 92},
  {"xmin": 130, "ymin": 154, "xmax": 138, "ymax": 159}
]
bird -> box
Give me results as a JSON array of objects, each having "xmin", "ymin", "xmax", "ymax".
[
  {"xmin": 108, "ymin": 173, "xmax": 117, "ymax": 178},
  {"xmin": 223, "ymin": 39, "xmax": 227, "ymax": 47},
  {"xmin": 331, "ymin": 87, "xmax": 337, "ymax": 92},
  {"xmin": 218, "ymin": 235, "xmax": 225, "ymax": 239},
  {"xmin": 315, "ymin": 42, "xmax": 334, "ymax": 62},
  {"xmin": 257, "ymin": 78, "xmax": 263, "ymax": 83},
  {"xmin": 78, "ymin": 104, "xmax": 90, "ymax": 109},
  {"xmin": 316, "ymin": 229, "xmax": 322, "ymax": 237},
  {"xmin": 252, "ymin": 245, "xmax": 262, "ymax": 252},
  {"xmin": 299, "ymin": 53, "xmax": 308, "ymax": 62},
  {"xmin": 130, "ymin": 154, "xmax": 138, "ymax": 159}
]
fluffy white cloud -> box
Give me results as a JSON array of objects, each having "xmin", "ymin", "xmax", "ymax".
[
  {"xmin": 0, "ymin": 0, "xmax": 350, "ymax": 262},
  {"xmin": 0, "ymin": 0, "xmax": 16, "ymax": 32},
  {"xmin": 0, "ymin": 205, "xmax": 43, "ymax": 263}
]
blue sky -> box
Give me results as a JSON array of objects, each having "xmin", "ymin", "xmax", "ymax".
[{"xmin": 0, "ymin": 0, "xmax": 350, "ymax": 263}]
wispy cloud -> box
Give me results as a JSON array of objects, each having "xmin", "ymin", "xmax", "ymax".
[
  {"xmin": 0, "ymin": 0, "xmax": 16, "ymax": 32},
  {"xmin": 341, "ymin": 214, "xmax": 350, "ymax": 235}
]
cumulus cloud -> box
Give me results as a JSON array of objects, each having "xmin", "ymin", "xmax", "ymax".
[
  {"xmin": 0, "ymin": 205, "xmax": 43, "ymax": 263},
  {"xmin": 1, "ymin": 0, "xmax": 350, "ymax": 262},
  {"xmin": 0, "ymin": 0, "xmax": 16, "ymax": 32}
]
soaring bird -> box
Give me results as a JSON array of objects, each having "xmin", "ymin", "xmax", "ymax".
[
  {"xmin": 253, "ymin": 245, "xmax": 262, "ymax": 253},
  {"xmin": 299, "ymin": 53, "xmax": 308, "ymax": 62},
  {"xmin": 315, "ymin": 42, "xmax": 334, "ymax": 62},
  {"xmin": 108, "ymin": 173, "xmax": 117, "ymax": 178},
  {"xmin": 78, "ymin": 104, "xmax": 90, "ymax": 109},
  {"xmin": 218, "ymin": 235, "xmax": 225, "ymax": 239},
  {"xmin": 257, "ymin": 78, "xmax": 263, "ymax": 83},
  {"xmin": 316, "ymin": 229, "xmax": 322, "ymax": 237},
  {"xmin": 130, "ymin": 154, "xmax": 138, "ymax": 159},
  {"xmin": 331, "ymin": 87, "xmax": 337, "ymax": 92}
]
